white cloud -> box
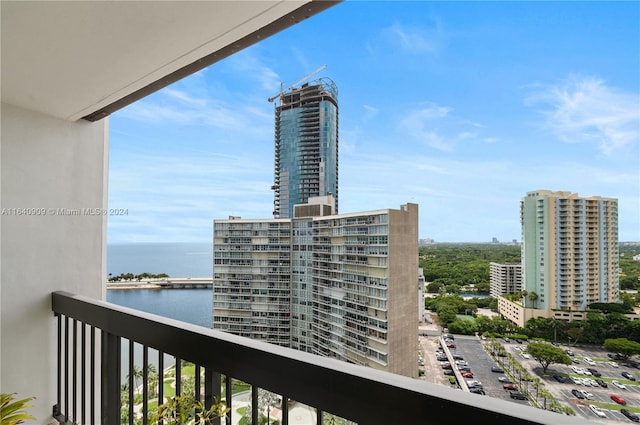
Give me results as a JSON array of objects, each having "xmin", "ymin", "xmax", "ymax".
[
  {"xmin": 382, "ymin": 20, "xmax": 443, "ymax": 54},
  {"xmin": 526, "ymin": 75, "xmax": 640, "ymax": 155},
  {"xmin": 362, "ymin": 104, "xmax": 379, "ymax": 120},
  {"xmin": 397, "ymin": 102, "xmax": 503, "ymax": 151}
]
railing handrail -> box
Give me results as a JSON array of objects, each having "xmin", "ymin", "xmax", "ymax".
[{"xmin": 51, "ymin": 291, "xmax": 597, "ymax": 425}]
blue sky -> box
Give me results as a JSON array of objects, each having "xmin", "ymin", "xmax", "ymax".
[{"xmin": 108, "ymin": 1, "xmax": 639, "ymax": 244}]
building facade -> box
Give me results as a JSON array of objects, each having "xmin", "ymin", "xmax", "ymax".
[
  {"xmin": 519, "ymin": 190, "xmax": 619, "ymax": 312},
  {"xmin": 490, "ymin": 262, "xmax": 523, "ymax": 298},
  {"xmin": 213, "ymin": 197, "xmax": 419, "ymax": 377},
  {"xmin": 272, "ymin": 79, "xmax": 339, "ymax": 218}
]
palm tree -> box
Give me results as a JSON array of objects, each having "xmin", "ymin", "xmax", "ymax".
[
  {"xmin": 528, "ymin": 291, "xmax": 539, "ymax": 308},
  {"xmin": 126, "ymin": 365, "xmax": 143, "ymax": 395},
  {"xmin": 146, "ymin": 364, "xmax": 159, "ymax": 398},
  {"xmin": 531, "ymin": 377, "xmax": 542, "ymax": 401},
  {"xmin": 539, "ymin": 388, "xmax": 553, "ymax": 410}
]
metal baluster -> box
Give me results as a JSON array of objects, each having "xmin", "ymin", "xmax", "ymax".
[
  {"xmin": 56, "ymin": 314, "xmax": 62, "ymax": 420},
  {"xmin": 65, "ymin": 316, "xmax": 69, "ymax": 423},
  {"xmin": 81, "ymin": 322, "xmax": 86, "ymax": 424},
  {"xmin": 90, "ymin": 327, "xmax": 96, "ymax": 425},
  {"xmin": 101, "ymin": 332, "xmax": 121, "ymax": 425},
  {"xmin": 195, "ymin": 364, "xmax": 201, "ymax": 403},
  {"xmin": 158, "ymin": 352, "xmax": 164, "ymax": 425},
  {"xmin": 224, "ymin": 375, "xmax": 232, "ymax": 425},
  {"xmin": 281, "ymin": 395, "xmax": 289, "ymax": 425},
  {"xmin": 73, "ymin": 319, "xmax": 77, "ymax": 423},
  {"xmin": 251, "ymin": 385, "xmax": 258, "ymax": 425},
  {"xmin": 142, "ymin": 345, "xmax": 148, "ymax": 425},
  {"xmin": 175, "ymin": 357, "xmax": 181, "ymax": 397},
  {"xmin": 204, "ymin": 368, "xmax": 221, "ymax": 425},
  {"xmin": 129, "ymin": 340, "xmax": 134, "ymax": 425}
]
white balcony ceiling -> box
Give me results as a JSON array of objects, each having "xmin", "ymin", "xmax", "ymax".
[{"xmin": 1, "ymin": 1, "xmax": 335, "ymax": 122}]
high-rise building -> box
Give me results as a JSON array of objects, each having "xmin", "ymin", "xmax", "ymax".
[
  {"xmin": 499, "ymin": 190, "xmax": 619, "ymax": 326},
  {"xmin": 521, "ymin": 190, "xmax": 619, "ymax": 310},
  {"xmin": 213, "ymin": 196, "xmax": 419, "ymax": 377},
  {"xmin": 272, "ymin": 79, "xmax": 339, "ymax": 218},
  {"xmin": 498, "ymin": 190, "xmax": 620, "ymax": 326},
  {"xmin": 490, "ymin": 262, "xmax": 522, "ymax": 298}
]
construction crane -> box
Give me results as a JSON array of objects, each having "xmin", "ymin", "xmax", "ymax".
[{"xmin": 267, "ymin": 64, "xmax": 327, "ymax": 103}]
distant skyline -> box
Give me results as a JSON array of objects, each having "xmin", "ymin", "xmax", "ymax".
[{"xmin": 107, "ymin": 1, "xmax": 639, "ymax": 244}]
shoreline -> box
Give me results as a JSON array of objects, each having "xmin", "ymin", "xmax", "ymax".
[{"xmin": 107, "ymin": 277, "xmax": 213, "ymax": 290}]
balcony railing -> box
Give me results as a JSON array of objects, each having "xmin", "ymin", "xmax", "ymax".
[{"xmin": 52, "ymin": 291, "xmax": 596, "ymax": 425}]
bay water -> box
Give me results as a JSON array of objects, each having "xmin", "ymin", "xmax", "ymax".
[
  {"xmin": 106, "ymin": 242, "xmax": 214, "ymax": 379},
  {"xmin": 106, "ymin": 241, "xmax": 213, "ymax": 326}
]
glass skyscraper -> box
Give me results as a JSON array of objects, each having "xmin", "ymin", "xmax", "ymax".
[{"xmin": 272, "ymin": 79, "xmax": 338, "ymax": 218}]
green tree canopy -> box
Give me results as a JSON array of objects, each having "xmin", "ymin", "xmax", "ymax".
[
  {"xmin": 603, "ymin": 338, "xmax": 640, "ymax": 359},
  {"xmin": 525, "ymin": 342, "xmax": 571, "ymax": 373}
]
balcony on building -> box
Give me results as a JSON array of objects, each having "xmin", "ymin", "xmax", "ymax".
[{"xmin": 1, "ymin": 2, "xmax": 607, "ymax": 425}]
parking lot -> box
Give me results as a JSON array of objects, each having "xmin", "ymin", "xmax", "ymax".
[
  {"xmin": 419, "ymin": 332, "xmax": 640, "ymax": 423},
  {"xmin": 504, "ymin": 341, "xmax": 640, "ymax": 423}
]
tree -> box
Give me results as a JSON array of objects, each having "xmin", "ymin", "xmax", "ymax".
[
  {"xmin": 603, "ymin": 338, "xmax": 640, "ymax": 359},
  {"xmin": 525, "ymin": 342, "xmax": 571, "ymax": 374},
  {"xmin": 426, "ymin": 282, "xmax": 443, "ymax": 293},
  {"xmin": 566, "ymin": 326, "xmax": 584, "ymax": 346},
  {"xmin": 126, "ymin": 365, "xmax": 143, "ymax": 395},
  {"xmin": 527, "ymin": 291, "xmax": 538, "ymax": 308},
  {"xmin": 151, "ymin": 395, "xmax": 228, "ymax": 425}
]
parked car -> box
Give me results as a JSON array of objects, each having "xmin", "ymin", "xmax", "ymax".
[
  {"xmin": 571, "ymin": 358, "xmax": 580, "ymax": 364},
  {"xmin": 509, "ymin": 391, "xmax": 527, "ymax": 400},
  {"xmin": 622, "ymin": 371, "xmax": 636, "ymax": 381},
  {"xmin": 461, "ymin": 371, "xmax": 474, "ymax": 378},
  {"xmin": 503, "ymin": 383, "xmax": 518, "ymax": 390},
  {"xmin": 580, "ymin": 389, "xmax": 594, "ymax": 400},
  {"xmin": 466, "ymin": 380, "xmax": 482, "ymax": 388},
  {"xmin": 491, "ymin": 365, "xmax": 504, "ymax": 373},
  {"xmin": 595, "ymin": 379, "xmax": 608, "ymax": 388},
  {"xmin": 612, "ymin": 380, "xmax": 627, "ymax": 390},
  {"xmin": 587, "ymin": 368, "xmax": 601, "ymax": 377},
  {"xmin": 553, "ymin": 374, "xmax": 566, "ymax": 383},
  {"xmin": 571, "ymin": 389, "xmax": 585, "ymax": 399},
  {"xmin": 565, "ymin": 349, "xmax": 575, "ymax": 356},
  {"xmin": 446, "ymin": 342, "xmax": 456, "ymax": 348},
  {"xmin": 498, "ymin": 376, "xmax": 513, "ymax": 383},
  {"xmin": 469, "ymin": 387, "xmax": 485, "ymax": 395},
  {"xmin": 589, "ymin": 404, "xmax": 606, "ymax": 418},
  {"xmin": 621, "ymin": 409, "xmax": 640, "ymax": 422},
  {"xmin": 611, "ymin": 394, "xmax": 627, "ymax": 405},
  {"xmin": 583, "ymin": 357, "xmax": 596, "ymax": 366},
  {"xmin": 443, "ymin": 369, "xmax": 455, "ymax": 376}
]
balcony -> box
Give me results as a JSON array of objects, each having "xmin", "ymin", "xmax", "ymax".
[{"xmin": 51, "ymin": 291, "xmax": 595, "ymax": 425}]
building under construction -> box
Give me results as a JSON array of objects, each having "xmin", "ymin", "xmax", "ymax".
[{"xmin": 272, "ymin": 78, "xmax": 339, "ymax": 218}]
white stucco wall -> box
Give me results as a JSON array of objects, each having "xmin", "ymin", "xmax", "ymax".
[{"xmin": 1, "ymin": 103, "xmax": 108, "ymax": 423}]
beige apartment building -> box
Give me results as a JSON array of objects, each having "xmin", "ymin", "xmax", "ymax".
[
  {"xmin": 213, "ymin": 196, "xmax": 419, "ymax": 377},
  {"xmin": 499, "ymin": 190, "xmax": 620, "ymax": 327},
  {"xmin": 490, "ymin": 262, "xmax": 523, "ymax": 298}
]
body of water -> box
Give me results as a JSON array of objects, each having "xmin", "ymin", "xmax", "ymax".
[
  {"xmin": 106, "ymin": 288, "xmax": 213, "ymax": 328},
  {"xmin": 107, "ymin": 242, "xmax": 212, "ymax": 278},
  {"xmin": 106, "ymin": 289, "xmax": 213, "ymax": 381},
  {"xmin": 106, "ymin": 243, "xmax": 215, "ymax": 379}
]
